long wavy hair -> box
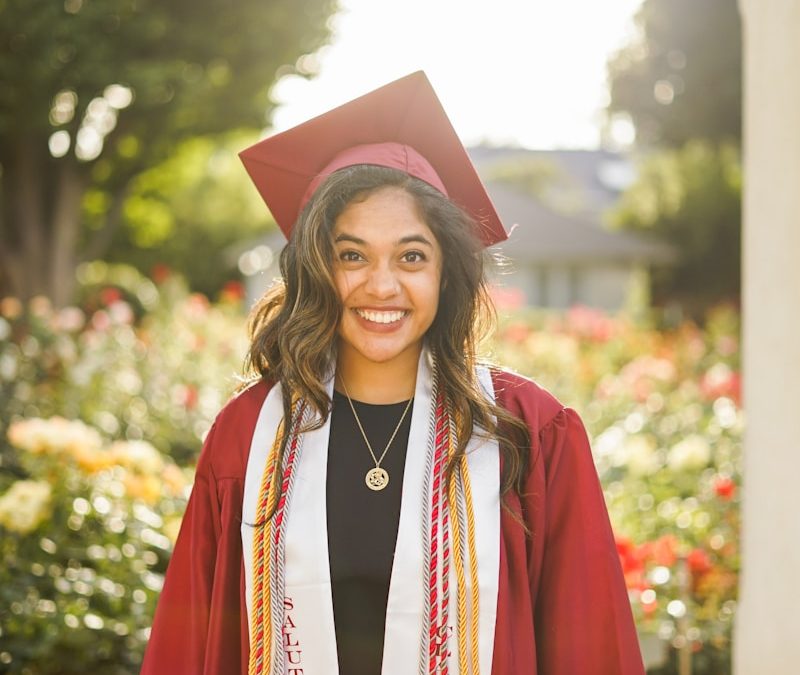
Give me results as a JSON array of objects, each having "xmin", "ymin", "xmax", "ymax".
[{"xmin": 244, "ymin": 165, "xmax": 531, "ymax": 517}]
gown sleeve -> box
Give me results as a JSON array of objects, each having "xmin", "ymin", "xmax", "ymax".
[
  {"xmin": 140, "ymin": 422, "xmax": 223, "ymax": 675},
  {"xmin": 532, "ymin": 407, "xmax": 645, "ymax": 675}
]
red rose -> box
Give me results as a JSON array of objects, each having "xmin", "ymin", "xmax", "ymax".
[
  {"xmin": 713, "ymin": 476, "xmax": 736, "ymax": 500},
  {"xmin": 151, "ymin": 263, "xmax": 172, "ymax": 284},
  {"xmin": 616, "ymin": 536, "xmax": 643, "ymax": 573},
  {"xmin": 700, "ymin": 365, "xmax": 742, "ymax": 406},
  {"xmin": 687, "ymin": 548, "xmax": 712, "ymax": 576},
  {"xmin": 221, "ymin": 280, "xmax": 246, "ymax": 303},
  {"xmin": 100, "ymin": 287, "xmax": 122, "ymax": 305}
]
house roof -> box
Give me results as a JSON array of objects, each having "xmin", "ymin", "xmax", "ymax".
[
  {"xmin": 486, "ymin": 180, "xmax": 675, "ymax": 264},
  {"xmin": 470, "ymin": 147, "xmax": 675, "ymax": 265}
]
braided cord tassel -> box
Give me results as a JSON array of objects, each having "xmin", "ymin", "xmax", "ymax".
[
  {"xmin": 448, "ymin": 404, "xmax": 482, "ymax": 675},
  {"xmin": 248, "ymin": 417, "xmax": 285, "ymax": 675},
  {"xmin": 418, "ymin": 375, "xmax": 439, "ymax": 675},
  {"xmin": 269, "ymin": 402, "xmax": 308, "ymax": 675}
]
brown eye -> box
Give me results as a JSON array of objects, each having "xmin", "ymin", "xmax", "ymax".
[
  {"xmin": 402, "ymin": 250, "xmax": 426, "ymax": 263},
  {"xmin": 339, "ymin": 250, "xmax": 364, "ymax": 262}
]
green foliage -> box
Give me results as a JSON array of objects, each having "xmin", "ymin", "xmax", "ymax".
[
  {"xmin": 0, "ymin": 0, "xmax": 336, "ymax": 145},
  {"xmin": 606, "ymin": 0, "xmax": 742, "ymax": 146},
  {"xmin": 0, "ymin": 422, "xmax": 188, "ymax": 674},
  {"xmin": 99, "ymin": 132, "xmax": 274, "ymax": 296},
  {"xmin": 609, "ymin": 142, "xmax": 741, "ymax": 312}
]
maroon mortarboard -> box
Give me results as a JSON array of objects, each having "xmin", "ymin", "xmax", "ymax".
[{"xmin": 239, "ymin": 71, "xmax": 507, "ymax": 247}]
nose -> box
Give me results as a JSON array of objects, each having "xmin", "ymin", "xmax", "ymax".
[{"xmin": 364, "ymin": 262, "xmax": 400, "ymax": 298}]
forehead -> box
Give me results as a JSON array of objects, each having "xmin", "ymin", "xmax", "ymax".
[{"xmin": 332, "ymin": 187, "xmax": 436, "ymax": 243}]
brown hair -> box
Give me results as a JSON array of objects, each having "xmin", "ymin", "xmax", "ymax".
[{"xmin": 245, "ymin": 165, "xmax": 531, "ymax": 516}]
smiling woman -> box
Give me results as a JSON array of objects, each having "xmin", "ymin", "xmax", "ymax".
[{"xmin": 141, "ymin": 72, "xmax": 646, "ymax": 675}]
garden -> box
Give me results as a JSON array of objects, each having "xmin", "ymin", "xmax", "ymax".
[{"xmin": 0, "ymin": 264, "xmax": 740, "ymax": 674}]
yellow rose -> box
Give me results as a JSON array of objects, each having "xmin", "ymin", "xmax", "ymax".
[
  {"xmin": 112, "ymin": 440, "xmax": 164, "ymax": 475},
  {"xmin": 0, "ymin": 480, "xmax": 52, "ymax": 534},
  {"xmin": 71, "ymin": 444, "xmax": 117, "ymax": 474},
  {"xmin": 7, "ymin": 417, "xmax": 102, "ymax": 458},
  {"xmin": 123, "ymin": 473, "xmax": 162, "ymax": 504}
]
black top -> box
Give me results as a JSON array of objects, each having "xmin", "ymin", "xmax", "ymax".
[{"xmin": 326, "ymin": 390, "xmax": 413, "ymax": 675}]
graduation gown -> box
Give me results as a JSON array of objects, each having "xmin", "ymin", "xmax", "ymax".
[{"xmin": 141, "ymin": 370, "xmax": 645, "ymax": 674}]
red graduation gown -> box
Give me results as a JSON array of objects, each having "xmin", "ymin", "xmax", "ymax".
[{"xmin": 141, "ymin": 371, "xmax": 645, "ymax": 674}]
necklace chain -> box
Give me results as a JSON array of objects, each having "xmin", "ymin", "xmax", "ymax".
[{"xmin": 340, "ymin": 380, "xmax": 413, "ymax": 490}]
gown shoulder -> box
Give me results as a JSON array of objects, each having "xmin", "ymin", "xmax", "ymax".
[{"xmin": 198, "ymin": 379, "xmax": 273, "ymax": 481}]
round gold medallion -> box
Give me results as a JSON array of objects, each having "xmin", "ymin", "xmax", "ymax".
[{"xmin": 365, "ymin": 467, "xmax": 389, "ymax": 491}]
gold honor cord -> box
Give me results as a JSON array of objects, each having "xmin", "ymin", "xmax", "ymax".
[
  {"xmin": 462, "ymin": 452, "xmax": 481, "ymax": 674},
  {"xmin": 448, "ymin": 406, "xmax": 481, "ymax": 674},
  {"xmin": 448, "ymin": 404, "xmax": 480, "ymax": 675}
]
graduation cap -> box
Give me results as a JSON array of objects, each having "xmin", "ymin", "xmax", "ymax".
[{"xmin": 239, "ymin": 71, "xmax": 507, "ymax": 247}]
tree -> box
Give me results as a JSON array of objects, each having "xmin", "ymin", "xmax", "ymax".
[
  {"xmin": 607, "ymin": 0, "xmax": 742, "ymax": 147},
  {"xmin": 96, "ymin": 131, "xmax": 272, "ymax": 298},
  {"xmin": 610, "ymin": 141, "xmax": 741, "ymax": 314},
  {"xmin": 606, "ymin": 0, "xmax": 743, "ymax": 312},
  {"xmin": 0, "ymin": 0, "xmax": 336, "ymax": 305}
]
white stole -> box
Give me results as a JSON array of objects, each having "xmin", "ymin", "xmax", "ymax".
[{"xmin": 241, "ymin": 351, "xmax": 500, "ymax": 673}]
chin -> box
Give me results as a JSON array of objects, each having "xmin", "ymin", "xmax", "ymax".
[
  {"xmin": 339, "ymin": 334, "xmax": 424, "ymax": 367},
  {"xmin": 355, "ymin": 344, "xmax": 416, "ymax": 364}
]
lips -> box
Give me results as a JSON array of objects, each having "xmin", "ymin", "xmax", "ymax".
[{"xmin": 354, "ymin": 308, "xmax": 409, "ymax": 324}]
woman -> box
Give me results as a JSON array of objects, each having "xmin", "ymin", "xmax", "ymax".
[{"xmin": 142, "ymin": 72, "xmax": 645, "ymax": 675}]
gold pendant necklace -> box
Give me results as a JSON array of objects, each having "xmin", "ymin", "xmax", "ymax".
[{"xmin": 341, "ymin": 380, "xmax": 413, "ymax": 492}]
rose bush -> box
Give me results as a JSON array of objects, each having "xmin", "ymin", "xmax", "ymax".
[
  {"xmin": 0, "ymin": 265, "xmax": 247, "ymax": 673},
  {"xmin": 490, "ymin": 304, "xmax": 740, "ymax": 673},
  {"xmin": 0, "ymin": 416, "xmax": 189, "ymax": 674}
]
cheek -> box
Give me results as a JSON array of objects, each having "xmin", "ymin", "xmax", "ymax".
[
  {"xmin": 431, "ymin": 288, "xmax": 442, "ymax": 317},
  {"xmin": 421, "ymin": 273, "xmax": 443, "ymax": 318},
  {"xmin": 333, "ymin": 269, "xmax": 353, "ymax": 302}
]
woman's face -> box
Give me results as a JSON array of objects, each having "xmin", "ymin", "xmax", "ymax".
[{"xmin": 331, "ymin": 186, "xmax": 443, "ymax": 373}]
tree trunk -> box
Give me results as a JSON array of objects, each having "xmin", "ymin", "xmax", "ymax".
[
  {"xmin": 7, "ymin": 137, "xmax": 48, "ymax": 300},
  {"xmin": 1, "ymin": 139, "xmax": 90, "ymax": 307},
  {"xmin": 49, "ymin": 161, "xmax": 86, "ymax": 307}
]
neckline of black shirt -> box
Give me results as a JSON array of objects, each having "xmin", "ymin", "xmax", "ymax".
[{"xmin": 332, "ymin": 388, "xmax": 414, "ymax": 407}]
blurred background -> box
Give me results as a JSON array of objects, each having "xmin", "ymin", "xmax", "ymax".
[{"xmin": 0, "ymin": 1, "xmax": 744, "ymax": 673}]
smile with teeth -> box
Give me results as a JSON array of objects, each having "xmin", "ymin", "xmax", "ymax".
[{"xmin": 355, "ymin": 308, "xmax": 408, "ymax": 324}]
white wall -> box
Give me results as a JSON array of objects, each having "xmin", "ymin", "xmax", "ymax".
[{"xmin": 735, "ymin": 1, "xmax": 800, "ymax": 672}]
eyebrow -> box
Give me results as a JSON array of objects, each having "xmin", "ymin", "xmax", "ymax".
[
  {"xmin": 333, "ymin": 233, "xmax": 434, "ymax": 247},
  {"xmin": 398, "ymin": 234, "xmax": 434, "ymax": 247}
]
